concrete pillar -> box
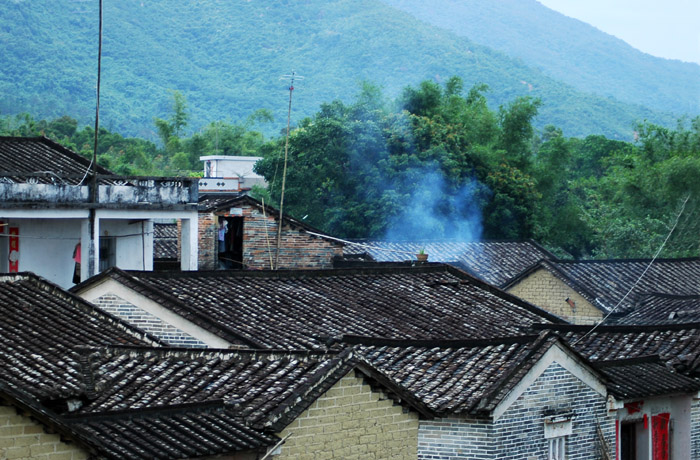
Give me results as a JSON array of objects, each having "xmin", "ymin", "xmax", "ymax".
[{"xmin": 180, "ymin": 214, "xmax": 198, "ymax": 271}]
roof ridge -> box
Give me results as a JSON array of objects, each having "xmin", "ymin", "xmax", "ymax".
[
  {"xmin": 63, "ymin": 399, "xmax": 229, "ymax": 422},
  {"xmin": 341, "ymin": 334, "xmax": 540, "ymax": 348},
  {"xmin": 74, "ymin": 345, "xmax": 342, "ymax": 361}
]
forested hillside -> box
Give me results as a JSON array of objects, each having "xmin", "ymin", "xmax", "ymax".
[
  {"xmin": 382, "ymin": 0, "xmax": 700, "ymax": 117},
  {"xmin": 0, "ymin": 0, "xmax": 676, "ymax": 140}
]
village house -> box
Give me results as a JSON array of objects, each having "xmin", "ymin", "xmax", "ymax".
[
  {"xmin": 197, "ymin": 194, "xmax": 344, "ymax": 270},
  {"xmin": 71, "ymin": 265, "xmax": 700, "ymax": 459},
  {"xmin": 503, "ymin": 258, "xmax": 700, "ymax": 324},
  {"xmin": 0, "ymin": 272, "xmax": 427, "ymax": 459},
  {"xmin": 72, "ymin": 263, "xmax": 565, "ymax": 348},
  {"xmin": 0, "ymin": 136, "xmax": 199, "ymax": 288}
]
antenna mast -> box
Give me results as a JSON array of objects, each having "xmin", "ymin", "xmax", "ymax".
[{"xmin": 275, "ymin": 71, "xmax": 304, "ymax": 270}]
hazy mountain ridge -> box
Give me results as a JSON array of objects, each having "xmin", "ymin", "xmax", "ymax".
[
  {"xmin": 0, "ymin": 0, "xmax": 679, "ymax": 139},
  {"xmin": 381, "ymin": 0, "xmax": 700, "ymax": 117}
]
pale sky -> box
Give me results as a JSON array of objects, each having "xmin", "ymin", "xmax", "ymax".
[{"xmin": 537, "ymin": 0, "xmax": 700, "ymax": 65}]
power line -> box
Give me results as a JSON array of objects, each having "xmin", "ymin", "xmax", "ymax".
[{"xmin": 572, "ymin": 193, "xmax": 691, "ymax": 344}]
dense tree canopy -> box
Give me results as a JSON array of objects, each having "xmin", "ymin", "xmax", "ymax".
[{"xmin": 2, "ymin": 80, "xmax": 698, "ymax": 259}]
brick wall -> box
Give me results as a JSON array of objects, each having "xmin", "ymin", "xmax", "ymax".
[
  {"xmin": 199, "ymin": 206, "xmax": 343, "ymax": 271},
  {"xmin": 493, "ymin": 362, "xmax": 613, "ymax": 459},
  {"xmin": 692, "ymin": 400, "xmax": 700, "ymax": 458},
  {"xmin": 0, "ymin": 405, "xmax": 88, "ymax": 460},
  {"xmin": 418, "ymin": 418, "xmax": 493, "ymax": 459},
  {"xmin": 416, "ymin": 362, "xmax": 614, "ymax": 460},
  {"xmin": 197, "ymin": 213, "xmax": 217, "ymax": 271},
  {"xmin": 91, "ymin": 293, "xmax": 207, "ymax": 347},
  {"xmin": 507, "ymin": 268, "xmax": 602, "ymax": 324},
  {"xmin": 274, "ymin": 372, "xmax": 419, "ymax": 459}
]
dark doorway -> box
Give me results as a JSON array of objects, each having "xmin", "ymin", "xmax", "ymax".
[
  {"xmin": 219, "ymin": 216, "xmax": 244, "ymax": 268},
  {"xmin": 620, "ymin": 422, "xmax": 638, "ymax": 460}
]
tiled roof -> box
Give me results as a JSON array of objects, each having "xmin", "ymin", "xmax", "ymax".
[
  {"xmin": 0, "ymin": 136, "xmax": 112, "ymax": 183},
  {"xmin": 534, "ymin": 323, "xmax": 700, "ymax": 377},
  {"xmin": 343, "ymin": 239, "xmax": 555, "ymax": 286},
  {"xmin": 65, "ymin": 403, "xmax": 276, "ymax": 460},
  {"xmin": 198, "ymin": 193, "xmax": 244, "ymax": 211},
  {"xmin": 509, "ymin": 258, "xmax": 700, "ymax": 313},
  {"xmin": 0, "ymin": 273, "xmax": 162, "ymax": 400},
  {"xmin": 153, "ymin": 223, "xmax": 178, "ymax": 260},
  {"xmin": 614, "ymin": 294, "xmax": 700, "ymax": 325},
  {"xmin": 355, "ymin": 334, "xmax": 560, "ymax": 416},
  {"xmin": 75, "ymin": 347, "xmax": 356, "ymax": 430},
  {"xmin": 81, "ymin": 265, "xmax": 564, "ymax": 350},
  {"xmin": 594, "ymin": 357, "xmax": 700, "ymax": 400}
]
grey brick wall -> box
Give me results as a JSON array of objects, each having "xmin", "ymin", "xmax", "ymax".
[
  {"xmin": 92, "ymin": 293, "xmax": 207, "ymax": 347},
  {"xmin": 494, "ymin": 363, "xmax": 613, "ymax": 459},
  {"xmin": 418, "ymin": 418, "xmax": 493, "ymax": 459},
  {"xmin": 691, "ymin": 399, "xmax": 700, "ymax": 458},
  {"xmin": 417, "ymin": 362, "xmax": 614, "ymax": 460}
]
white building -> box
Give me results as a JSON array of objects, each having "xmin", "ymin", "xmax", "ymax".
[
  {"xmin": 199, "ymin": 155, "xmax": 265, "ymax": 193},
  {"xmin": 0, "ymin": 136, "xmax": 198, "ymax": 287}
]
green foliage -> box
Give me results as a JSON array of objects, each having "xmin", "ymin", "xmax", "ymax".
[{"xmin": 0, "ymin": 0, "xmax": 684, "ymax": 141}]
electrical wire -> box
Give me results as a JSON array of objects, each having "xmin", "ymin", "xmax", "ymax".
[{"xmin": 571, "ymin": 193, "xmax": 691, "ymax": 344}]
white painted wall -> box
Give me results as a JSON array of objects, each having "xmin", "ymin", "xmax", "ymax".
[
  {"xmin": 614, "ymin": 394, "xmax": 693, "ymax": 460},
  {"xmin": 99, "ymin": 219, "xmax": 152, "ymax": 271},
  {"xmin": 3, "ymin": 218, "xmax": 82, "ymax": 287},
  {"xmin": 200, "ymin": 156, "xmax": 263, "ymax": 179}
]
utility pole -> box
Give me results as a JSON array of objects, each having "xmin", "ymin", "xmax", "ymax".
[
  {"xmin": 87, "ymin": 0, "xmax": 104, "ymax": 279},
  {"xmin": 275, "ymin": 71, "xmax": 303, "ymax": 270}
]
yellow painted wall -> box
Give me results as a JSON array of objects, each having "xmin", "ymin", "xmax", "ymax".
[
  {"xmin": 274, "ymin": 372, "xmax": 419, "ymax": 460},
  {"xmin": 0, "ymin": 405, "xmax": 88, "ymax": 460},
  {"xmin": 507, "ymin": 268, "xmax": 602, "ymax": 324}
]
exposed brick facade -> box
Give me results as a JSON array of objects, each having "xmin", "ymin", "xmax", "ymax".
[
  {"xmin": 198, "ymin": 205, "xmax": 343, "ymax": 270},
  {"xmin": 417, "ymin": 363, "xmax": 614, "ymax": 459},
  {"xmin": 0, "ymin": 405, "xmax": 88, "ymax": 460},
  {"xmin": 507, "ymin": 268, "xmax": 603, "ymax": 324},
  {"xmin": 274, "ymin": 372, "xmax": 419, "ymax": 459},
  {"xmin": 91, "ymin": 293, "xmax": 207, "ymax": 347},
  {"xmin": 692, "ymin": 400, "xmax": 700, "ymax": 458}
]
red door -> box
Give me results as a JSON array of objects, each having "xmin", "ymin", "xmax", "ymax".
[{"xmin": 652, "ymin": 413, "xmax": 670, "ymax": 460}]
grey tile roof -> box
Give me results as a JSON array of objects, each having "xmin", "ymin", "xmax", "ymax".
[
  {"xmin": 80, "ymin": 265, "xmax": 564, "ymax": 350},
  {"xmin": 0, "ymin": 136, "xmax": 113, "ymax": 183},
  {"xmin": 355, "ymin": 333, "xmax": 560, "ymax": 417},
  {"xmin": 64, "ymin": 403, "xmax": 276, "ymax": 460},
  {"xmin": 509, "ymin": 258, "xmax": 700, "ymax": 313},
  {"xmin": 594, "ymin": 357, "xmax": 700, "ymax": 400},
  {"xmin": 0, "ymin": 273, "xmax": 162, "ymax": 400},
  {"xmin": 343, "ymin": 239, "xmax": 555, "ymax": 286},
  {"xmin": 153, "ymin": 223, "xmax": 178, "ymax": 260},
  {"xmin": 535, "ymin": 324, "xmax": 700, "ymax": 377},
  {"xmin": 75, "ymin": 347, "xmax": 356, "ymax": 430},
  {"xmin": 614, "ymin": 294, "xmax": 700, "ymax": 325}
]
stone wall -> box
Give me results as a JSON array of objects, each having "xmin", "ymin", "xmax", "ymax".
[
  {"xmin": 274, "ymin": 372, "xmax": 419, "ymax": 459},
  {"xmin": 507, "ymin": 268, "xmax": 602, "ymax": 324},
  {"xmin": 91, "ymin": 293, "xmax": 207, "ymax": 347},
  {"xmin": 0, "ymin": 405, "xmax": 88, "ymax": 460},
  {"xmin": 198, "ymin": 205, "xmax": 343, "ymax": 271}
]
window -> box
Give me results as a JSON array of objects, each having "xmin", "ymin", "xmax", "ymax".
[
  {"xmin": 548, "ymin": 436, "xmax": 566, "ymax": 460},
  {"xmin": 545, "ymin": 415, "xmax": 572, "ymax": 460}
]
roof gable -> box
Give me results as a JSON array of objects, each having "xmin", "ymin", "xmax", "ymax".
[
  {"xmin": 0, "ymin": 136, "xmax": 113, "ymax": 181},
  {"xmin": 75, "ymin": 265, "xmax": 564, "ymax": 350},
  {"xmin": 0, "ymin": 273, "xmax": 163, "ymax": 400},
  {"xmin": 343, "ymin": 239, "xmax": 555, "ymax": 286}
]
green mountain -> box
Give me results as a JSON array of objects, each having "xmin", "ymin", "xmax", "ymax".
[
  {"xmin": 382, "ymin": 0, "xmax": 700, "ymax": 117},
  {"xmin": 0, "ymin": 0, "xmax": 680, "ymax": 140}
]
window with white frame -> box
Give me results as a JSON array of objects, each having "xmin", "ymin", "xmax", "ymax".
[
  {"xmin": 544, "ymin": 414, "xmax": 572, "ymax": 460},
  {"xmin": 548, "ymin": 436, "xmax": 566, "ymax": 460}
]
